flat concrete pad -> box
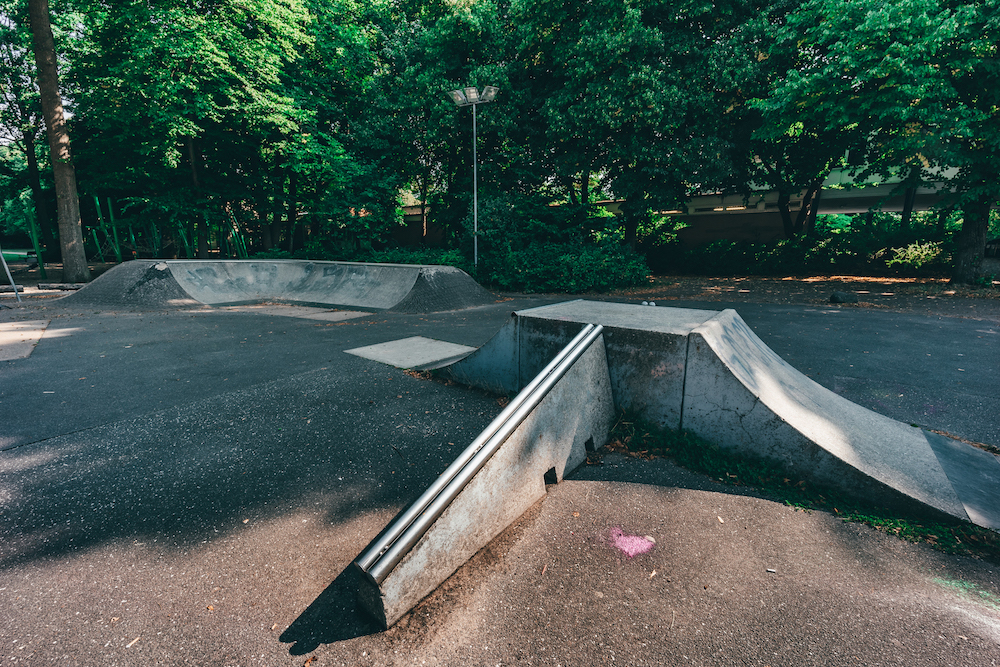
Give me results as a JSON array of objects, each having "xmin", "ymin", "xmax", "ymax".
[
  {"xmin": 345, "ymin": 336, "xmax": 476, "ymax": 369},
  {"xmin": 220, "ymin": 305, "xmax": 371, "ymax": 321},
  {"xmin": 0, "ymin": 319, "xmax": 48, "ymax": 360},
  {"xmin": 926, "ymin": 432, "xmax": 1000, "ymax": 530}
]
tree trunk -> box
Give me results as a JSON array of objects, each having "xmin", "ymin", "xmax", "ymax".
[
  {"xmin": 28, "ymin": 0, "xmax": 90, "ymax": 282},
  {"xmin": 185, "ymin": 137, "xmax": 209, "ymax": 259},
  {"xmin": 804, "ymin": 187, "xmax": 820, "ymax": 237},
  {"xmin": 270, "ymin": 209, "xmax": 282, "ymax": 250},
  {"xmin": 566, "ymin": 176, "xmax": 579, "ymax": 206},
  {"xmin": 777, "ymin": 192, "xmax": 794, "ymax": 238},
  {"xmin": 619, "ymin": 198, "xmax": 646, "ymax": 251},
  {"xmin": 419, "ymin": 166, "xmax": 430, "ymax": 243},
  {"xmin": 937, "ymin": 208, "xmax": 949, "ymax": 234},
  {"xmin": 900, "ymin": 187, "xmax": 917, "ymax": 230},
  {"xmin": 197, "ymin": 218, "xmax": 209, "ymax": 258},
  {"xmin": 261, "ymin": 214, "xmax": 273, "ymax": 250},
  {"xmin": 792, "ymin": 181, "xmax": 822, "ymax": 236},
  {"xmin": 951, "ymin": 196, "xmax": 991, "ymax": 285}
]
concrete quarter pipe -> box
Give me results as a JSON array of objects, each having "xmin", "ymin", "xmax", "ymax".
[{"xmin": 61, "ymin": 259, "xmax": 495, "ymax": 312}]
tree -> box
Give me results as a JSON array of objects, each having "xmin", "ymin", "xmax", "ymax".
[
  {"xmin": 70, "ymin": 0, "xmax": 311, "ymax": 256},
  {"xmin": 509, "ymin": 0, "xmax": 766, "ymax": 247},
  {"xmin": 27, "ymin": 0, "xmax": 88, "ymax": 281},
  {"xmin": 0, "ymin": 4, "xmax": 54, "ymax": 253},
  {"xmin": 759, "ymin": 0, "xmax": 1000, "ymax": 283}
]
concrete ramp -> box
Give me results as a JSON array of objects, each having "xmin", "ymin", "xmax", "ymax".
[
  {"xmin": 442, "ymin": 300, "xmax": 999, "ymax": 528},
  {"xmin": 61, "ymin": 260, "xmax": 493, "ymax": 312},
  {"xmin": 350, "ymin": 299, "xmax": 998, "ymax": 629}
]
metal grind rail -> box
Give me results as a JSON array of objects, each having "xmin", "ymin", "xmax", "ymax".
[{"xmin": 355, "ymin": 323, "xmax": 604, "ymax": 585}]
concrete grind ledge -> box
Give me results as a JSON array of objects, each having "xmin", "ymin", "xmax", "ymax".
[
  {"xmin": 441, "ymin": 300, "xmax": 1000, "ymax": 531},
  {"xmin": 354, "ymin": 331, "xmax": 615, "ymax": 629},
  {"xmin": 57, "ymin": 259, "xmax": 495, "ymax": 312}
]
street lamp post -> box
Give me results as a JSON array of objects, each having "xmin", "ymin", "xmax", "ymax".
[{"xmin": 447, "ymin": 85, "xmax": 498, "ymax": 267}]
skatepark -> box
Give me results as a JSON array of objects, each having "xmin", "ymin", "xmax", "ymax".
[{"xmin": 1, "ymin": 260, "xmax": 999, "ymax": 665}]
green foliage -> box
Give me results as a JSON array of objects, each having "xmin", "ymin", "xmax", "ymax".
[
  {"xmin": 6, "ymin": 0, "xmax": 997, "ymax": 284},
  {"xmin": 0, "ymin": 189, "xmax": 33, "ymax": 236},
  {"xmin": 480, "ymin": 241, "xmax": 650, "ymax": 293},
  {"xmin": 647, "ymin": 235, "xmax": 956, "ymax": 277},
  {"xmin": 604, "ymin": 412, "xmax": 1000, "ymax": 562},
  {"xmin": 366, "ymin": 246, "xmax": 468, "ymax": 269},
  {"xmin": 468, "ymin": 193, "xmax": 649, "ymax": 292},
  {"xmin": 640, "ymin": 209, "xmax": 963, "ymax": 276},
  {"xmin": 883, "ymin": 241, "xmax": 945, "ymax": 270},
  {"xmin": 757, "ymin": 0, "xmax": 1000, "ymax": 282}
]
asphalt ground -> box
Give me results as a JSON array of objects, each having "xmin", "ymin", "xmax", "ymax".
[{"xmin": 1, "ymin": 288, "xmax": 998, "ymax": 666}]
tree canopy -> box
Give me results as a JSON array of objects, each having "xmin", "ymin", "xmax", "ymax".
[{"xmin": 2, "ymin": 0, "xmax": 997, "ymax": 283}]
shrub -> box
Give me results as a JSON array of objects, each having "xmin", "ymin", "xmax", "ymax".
[
  {"xmin": 480, "ymin": 241, "xmax": 649, "ymax": 293},
  {"xmin": 882, "ymin": 241, "xmax": 945, "ymax": 270}
]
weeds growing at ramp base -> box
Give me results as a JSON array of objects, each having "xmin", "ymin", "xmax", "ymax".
[{"xmin": 600, "ymin": 411, "xmax": 1000, "ymax": 563}]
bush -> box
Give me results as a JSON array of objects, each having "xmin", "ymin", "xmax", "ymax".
[
  {"xmin": 480, "ymin": 241, "xmax": 649, "ymax": 293},
  {"xmin": 365, "ymin": 247, "xmax": 469, "ymax": 270},
  {"xmin": 643, "ymin": 231, "xmax": 954, "ymax": 277},
  {"xmin": 882, "ymin": 241, "xmax": 945, "ymax": 270},
  {"xmin": 467, "ymin": 193, "xmax": 650, "ymax": 292}
]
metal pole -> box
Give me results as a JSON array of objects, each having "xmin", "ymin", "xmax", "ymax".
[
  {"xmin": 355, "ymin": 323, "xmax": 598, "ymax": 574},
  {"xmin": 0, "ymin": 239, "xmax": 21, "ymax": 303},
  {"xmin": 364, "ymin": 324, "xmax": 605, "ymax": 584},
  {"xmin": 472, "ymin": 101, "xmax": 478, "ymax": 267}
]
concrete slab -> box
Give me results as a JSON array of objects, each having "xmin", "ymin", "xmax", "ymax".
[
  {"xmin": 442, "ymin": 312, "xmax": 521, "ymax": 394},
  {"xmin": 445, "ymin": 301, "xmax": 990, "ymax": 525},
  {"xmin": 345, "ymin": 336, "xmax": 477, "ymax": 370},
  {"xmin": 0, "ymin": 319, "xmax": 48, "ymax": 360},
  {"xmin": 168, "ymin": 260, "xmax": 421, "ymax": 308},
  {"xmin": 445, "ymin": 300, "xmax": 720, "ymax": 428},
  {"xmin": 520, "ymin": 299, "xmax": 720, "ymax": 334},
  {"xmin": 925, "ymin": 431, "xmax": 1000, "ymax": 530}
]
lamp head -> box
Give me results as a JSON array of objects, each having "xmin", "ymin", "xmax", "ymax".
[{"xmin": 447, "ymin": 89, "xmax": 469, "ymax": 106}]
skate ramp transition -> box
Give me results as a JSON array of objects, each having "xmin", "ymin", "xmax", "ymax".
[
  {"xmin": 62, "ymin": 259, "xmax": 494, "ymax": 312},
  {"xmin": 354, "ymin": 300, "xmax": 999, "ymax": 628}
]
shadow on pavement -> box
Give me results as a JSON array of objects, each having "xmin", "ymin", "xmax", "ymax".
[{"xmin": 280, "ymin": 566, "xmax": 381, "ymax": 654}]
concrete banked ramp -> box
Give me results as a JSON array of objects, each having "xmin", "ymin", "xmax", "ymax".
[
  {"xmin": 444, "ymin": 300, "xmax": 999, "ymax": 526},
  {"xmin": 354, "ymin": 299, "xmax": 999, "ymax": 628},
  {"xmin": 62, "ymin": 259, "xmax": 494, "ymax": 312}
]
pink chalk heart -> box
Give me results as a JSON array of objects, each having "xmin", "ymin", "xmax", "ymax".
[{"xmin": 610, "ymin": 527, "xmax": 655, "ymax": 558}]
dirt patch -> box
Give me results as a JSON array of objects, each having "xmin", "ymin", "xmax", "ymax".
[{"xmin": 606, "ymin": 274, "xmax": 1000, "ymax": 321}]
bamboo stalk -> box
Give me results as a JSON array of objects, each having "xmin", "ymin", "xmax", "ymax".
[
  {"xmin": 176, "ymin": 224, "xmax": 192, "ymax": 258},
  {"xmin": 93, "ymin": 195, "xmax": 121, "ymax": 262},
  {"xmin": 91, "ymin": 228, "xmax": 106, "ymax": 263},
  {"xmin": 106, "ymin": 197, "xmax": 123, "ymax": 261}
]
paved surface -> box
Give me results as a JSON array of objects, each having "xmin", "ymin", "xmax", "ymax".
[{"xmin": 1, "ymin": 288, "xmax": 998, "ymax": 665}]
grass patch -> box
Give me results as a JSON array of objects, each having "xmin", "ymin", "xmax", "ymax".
[{"xmin": 602, "ymin": 411, "xmax": 1000, "ymax": 562}]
